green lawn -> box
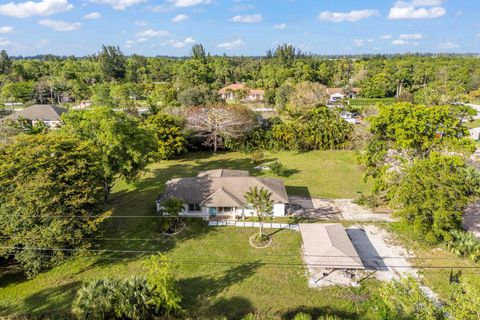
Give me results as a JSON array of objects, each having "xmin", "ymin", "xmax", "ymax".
[
  {"xmin": 0, "ymin": 150, "xmax": 375, "ymax": 319},
  {"xmin": 131, "ymin": 150, "xmax": 371, "ymax": 199}
]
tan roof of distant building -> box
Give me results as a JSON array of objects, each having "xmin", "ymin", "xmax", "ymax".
[
  {"xmin": 299, "ymin": 223, "xmax": 364, "ymax": 269},
  {"xmin": 3, "ymin": 104, "xmax": 67, "ymax": 122},
  {"xmin": 219, "ymin": 83, "xmax": 265, "ymax": 95}
]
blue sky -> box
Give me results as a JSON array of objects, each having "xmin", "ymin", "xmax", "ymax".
[{"xmin": 0, "ymin": 0, "xmax": 478, "ymax": 56}]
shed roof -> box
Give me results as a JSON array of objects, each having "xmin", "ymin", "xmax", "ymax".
[{"xmin": 299, "ymin": 223, "xmax": 364, "ymax": 269}]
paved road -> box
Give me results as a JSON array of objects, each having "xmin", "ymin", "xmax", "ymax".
[{"xmin": 464, "ymin": 201, "xmax": 480, "ymax": 238}]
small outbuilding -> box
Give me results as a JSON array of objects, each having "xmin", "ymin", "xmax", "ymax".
[{"xmin": 299, "ymin": 223, "xmax": 364, "ymax": 270}]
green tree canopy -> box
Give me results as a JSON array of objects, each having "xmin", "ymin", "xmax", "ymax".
[
  {"xmin": 142, "ymin": 113, "xmax": 186, "ymax": 159},
  {"xmin": 0, "ymin": 134, "xmax": 109, "ymax": 276},
  {"xmin": 61, "ymin": 107, "xmax": 156, "ymax": 201}
]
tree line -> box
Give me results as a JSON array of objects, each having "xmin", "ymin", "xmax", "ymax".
[{"xmin": 1, "ymin": 44, "xmax": 480, "ymax": 109}]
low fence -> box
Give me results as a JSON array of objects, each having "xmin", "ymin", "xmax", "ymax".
[{"xmin": 208, "ymin": 220, "xmax": 299, "ymax": 231}]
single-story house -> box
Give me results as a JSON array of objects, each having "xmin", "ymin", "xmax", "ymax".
[
  {"xmin": 156, "ymin": 169, "xmax": 289, "ymax": 220},
  {"xmin": 299, "ymin": 223, "xmax": 364, "ymax": 270},
  {"xmin": 326, "ymin": 88, "xmax": 361, "ymax": 102},
  {"xmin": 219, "ymin": 83, "xmax": 265, "ymax": 102},
  {"xmin": 2, "ymin": 104, "xmax": 67, "ymax": 128}
]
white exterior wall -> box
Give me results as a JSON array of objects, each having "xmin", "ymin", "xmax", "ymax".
[{"xmin": 273, "ymin": 203, "xmax": 286, "ymax": 217}]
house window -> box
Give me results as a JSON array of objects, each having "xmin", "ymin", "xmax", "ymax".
[{"xmin": 188, "ymin": 204, "xmax": 201, "ymax": 212}]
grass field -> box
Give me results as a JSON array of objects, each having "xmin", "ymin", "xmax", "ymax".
[{"xmin": 0, "ymin": 150, "xmax": 376, "ymax": 319}]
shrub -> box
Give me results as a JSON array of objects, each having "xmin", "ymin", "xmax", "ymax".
[
  {"xmin": 270, "ymin": 161, "xmax": 286, "ymax": 176},
  {"xmin": 293, "ymin": 312, "xmax": 312, "ymax": 320},
  {"xmin": 251, "ymin": 150, "xmax": 264, "ymax": 163},
  {"xmin": 373, "ymin": 276, "xmax": 443, "ymax": 320},
  {"xmin": 72, "ymin": 277, "xmax": 159, "ymax": 320},
  {"xmin": 445, "ymin": 230, "xmax": 480, "ymax": 262}
]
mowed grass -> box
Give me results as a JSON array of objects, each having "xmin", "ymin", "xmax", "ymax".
[{"xmin": 0, "ymin": 150, "xmax": 374, "ymax": 319}]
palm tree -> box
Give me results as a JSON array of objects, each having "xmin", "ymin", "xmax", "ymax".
[
  {"xmin": 161, "ymin": 197, "xmax": 185, "ymax": 232},
  {"xmin": 244, "ymin": 186, "xmax": 274, "ymax": 238}
]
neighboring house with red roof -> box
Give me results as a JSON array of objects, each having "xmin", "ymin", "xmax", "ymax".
[
  {"xmin": 156, "ymin": 169, "xmax": 289, "ymax": 220},
  {"xmin": 326, "ymin": 87, "xmax": 361, "ymax": 102},
  {"xmin": 219, "ymin": 83, "xmax": 265, "ymax": 102}
]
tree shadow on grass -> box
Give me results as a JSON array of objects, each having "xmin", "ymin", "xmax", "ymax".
[
  {"xmin": 178, "ymin": 261, "xmax": 261, "ymax": 319},
  {"xmin": 281, "ymin": 306, "xmax": 359, "ymax": 320},
  {"xmin": 17, "ymin": 281, "xmax": 81, "ymax": 319}
]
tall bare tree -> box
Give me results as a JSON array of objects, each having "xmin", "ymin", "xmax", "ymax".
[{"xmin": 185, "ymin": 104, "xmax": 255, "ymax": 153}]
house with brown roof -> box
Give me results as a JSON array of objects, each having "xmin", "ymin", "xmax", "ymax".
[
  {"xmin": 2, "ymin": 104, "xmax": 67, "ymax": 128},
  {"xmin": 326, "ymin": 87, "xmax": 361, "ymax": 102},
  {"xmin": 156, "ymin": 169, "xmax": 289, "ymax": 220},
  {"xmin": 219, "ymin": 83, "xmax": 265, "ymax": 102}
]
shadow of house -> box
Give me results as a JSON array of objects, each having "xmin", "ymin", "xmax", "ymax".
[
  {"xmin": 346, "ymin": 229, "xmax": 388, "ymax": 271},
  {"xmin": 178, "ymin": 261, "xmax": 261, "ymax": 318},
  {"xmin": 286, "ymin": 186, "xmax": 311, "ymax": 198}
]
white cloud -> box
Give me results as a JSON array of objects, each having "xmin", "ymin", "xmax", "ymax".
[
  {"xmin": 389, "ymin": 0, "xmax": 446, "ymax": 19},
  {"xmin": 231, "ymin": 14, "xmax": 262, "ymax": 23},
  {"xmin": 392, "ymin": 39, "xmax": 408, "ymax": 45},
  {"xmin": 0, "ymin": 26, "xmax": 13, "ymax": 34},
  {"xmin": 166, "ymin": 37, "xmax": 195, "ymax": 48},
  {"xmin": 0, "ymin": 38, "xmax": 12, "ymax": 46},
  {"xmin": 82, "ymin": 12, "xmax": 101, "ymax": 19},
  {"xmin": 232, "ymin": 4, "xmax": 254, "ymax": 11},
  {"xmin": 172, "ymin": 14, "xmax": 189, "ymax": 23},
  {"xmin": 380, "ymin": 34, "xmax": 392, "ymax": 40},
  {"xmin": 0, "ymin": 0, "xmax": 73, "ymax": 18},
  {"xmin": 274, "ymin": 23, "xmax": 286, "ymax": 30},
  {"xmin": 90, "ymin": 0, "xmax": 146, "ymax": 10},
  {"xmin": 136, "ymin": 29, "xmax": 169, "ymax": 38},
  {"xmin": 134, "ymin": 20, "xmax": 147, "ymax": 26},
  {"xmin": 168, "ymin": 0, "xmax": 210, "ymax": 7},
  {"xmin": 318, "ymin": 9, "xmax": 379, "ymax": 22},
  {"xmin": 477, "ymin": 33, "xmax": 480, "ymax": 38},
  {"xmin": 353, "ymin": 39, "xmax": 365, "ymax": 47},
  {"xmin": 439, "ymin": 41, "xmax": 459, "ymax": 49},
  {"xmin": 218, "ymin": 38, "xmax": 244, "ymax": 50},
  {"xmin": 353, "ymin": 38, "xmax": 374, "ymax": 47},
  {"xmin": 399, "ymin": 33, "xmax": 423, "ymax": 40},
  {"xmin": 39, "ymin": 19, "xmax": 81, "ymax": 31}
]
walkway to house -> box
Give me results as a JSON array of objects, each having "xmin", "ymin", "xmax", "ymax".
[{"xmin": 208, "ymin": 220, "xmax": 299, "ymax": 231}]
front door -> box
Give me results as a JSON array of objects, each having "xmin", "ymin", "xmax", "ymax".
[{"xmin": 209, "ymin": 207, "xmax": 217, "ymax": 216}]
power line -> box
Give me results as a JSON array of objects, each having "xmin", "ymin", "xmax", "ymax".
[{"xmin": 2, "ymin": 247, "xmax": 480, "ymax": 269}]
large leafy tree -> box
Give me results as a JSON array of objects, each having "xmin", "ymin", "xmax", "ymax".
[
  {"xmin": 142, "ymin": 113, "xmax": 186, "ymax": 160},
  {"xmin": 61, "ymin": 107, "xmax": 156, "ymax": 202},
  {"xmin": 0, "ymin": 134, "xmax": 109, "ymax": 277},
  {"xmin": 391, "ymin": 153, "xmax": 480, "ymax": 242},
  {"xmin": 98, "ymin": 45, "xmax": 127, "ymax": 81},
  {"xmin": 361, "ymin": 103, "xmax": 473, "ymax": 192},
  {"xmin": 244, "ymin": 186, "xmax": 274, "ymax": 237}
]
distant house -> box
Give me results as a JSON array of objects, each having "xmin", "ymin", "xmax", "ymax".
[
  {"xmin": 219, "ymin": 83, "xmax": 265, "ymax": 102},
  {"xmin": 2, "ymin": 104, "xmax": 67, "ymax": 128},
  {"xmin": 326, "ymin": 88, "xmax": 361, "ymax": 102},
  {"xmin": 469, "ymin": 127, "xmax": 480, "ymax": 141},
  {"xmin": 156, "ymin": 169, "xmax": 289, "ymax": 220}
]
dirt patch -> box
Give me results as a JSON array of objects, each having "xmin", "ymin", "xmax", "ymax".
[{"xmin": 333, "ymin": 199, "xmax": 394, "ymax": 222}]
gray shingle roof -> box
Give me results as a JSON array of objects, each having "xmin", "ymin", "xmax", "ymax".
[
  {"xmin": 157, "ymin": 171, "xmax": 289, "ymax": 207},
  {"xmin": 299, "ymin": 223, "xmax": 364, "ymax": 269},
  {"xmin": 197, "ymin": 169, "xmax": 249, "ymax": 178},
  {"xmin": 4, "ymin": 105, "xmax": 67, "ymax": 121}
]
